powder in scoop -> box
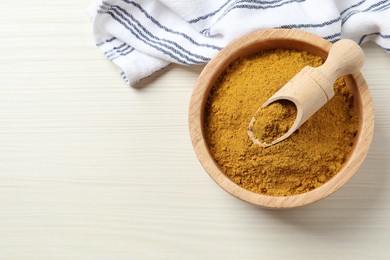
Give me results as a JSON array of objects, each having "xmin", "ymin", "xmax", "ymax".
[{"xmin": 250, "ymin": 100, "xmax": 297, "ymax": 144}]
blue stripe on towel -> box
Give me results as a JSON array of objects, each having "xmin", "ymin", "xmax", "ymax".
[
  {"xmin": 104, "ymin": 3, "xmax": 210, "ymax": 62},
  {"xmin": 104, "ymin": 43, "xmax": 127, "ymax": 54},
  {"xmin": 342, "ymin": 0, "xmax": 389, "ymax": 25},
  {"xmin": 198, "ymin": 0, "xmax": 306, "ymax": 36},
  {"xmin": 200, "ymin": 15, "xmax": 341, "ymax": 39},
  {"xmin": 225, "ymin": 0, "xmax": 305, "ymax": 15},
  {"xmin": 107, "ymin": 45, "xmax": 134, "ymax": 59},
  {"xmin": 188, "ymin": 0, "xmax": 233, "ymax": 24},
  {"xmin": 358, "ymin": 32, "xmax": 390, "ymax": 45},
  {"xmin": 100, "ymin": 3, "xmax": 209, "ymax": 64},
  {"xmin": 280, "ymin": 16, "xmax": 341, "ymax": 29},
  {"xmin": 99, "ymin": 7, "xmax": 196, "ymax": 64},
  {"xmin": 340, "ymin": 0, "xmax": 366, "ymax": 16},
  {"xmin": 110, "ymin": 47, "xmax": 135, "ymax": 61},
  {"xmin": 323, "ymin": 32, "xmax": 341, "ymax": 42},
  {"xmin": 188, "ymin": 0, "xmax": 296, "ymax": 24},
  {"xmin": 96, "ymin": 37, "xmax": 117, "ymax": 46},
  {"xmin": 372, "ymin": 2, "xmax": 390, "ymax": 11},
  {"xmin": 121, "ymin": 0, "xmax": 222, "ymax": 50}
]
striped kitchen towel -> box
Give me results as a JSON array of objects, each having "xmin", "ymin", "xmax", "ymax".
[{"xmin": 88, "ymin": 0, "xmax": 390, "ymax": 86}]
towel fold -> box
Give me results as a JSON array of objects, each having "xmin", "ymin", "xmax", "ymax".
[{"xmin": 88, "ymin": 0, "xmax": 390, "ymax": 86}]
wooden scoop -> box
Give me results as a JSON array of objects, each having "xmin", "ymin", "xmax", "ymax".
[{"xmin": 248, "ymin": 39, "xmax": 365, "ymax": 147}]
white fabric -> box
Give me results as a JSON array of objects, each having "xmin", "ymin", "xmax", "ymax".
[{"xmin": 88, "ymin": 0, "xmax": 390, "ymax": 86}]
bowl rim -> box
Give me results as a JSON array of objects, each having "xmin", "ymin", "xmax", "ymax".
[{"xmin": 188, "ymin": 28, "xmax": 374, "ymax": 208}]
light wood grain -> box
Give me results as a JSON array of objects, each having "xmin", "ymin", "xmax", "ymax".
[{"xmin": 0, "ymin": 1, "xmax": 389, "ymax": 259}]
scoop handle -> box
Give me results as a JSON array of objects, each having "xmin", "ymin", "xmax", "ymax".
[{"xmin": 319, "ymin": 39, "xmax": 365, "ymax": 84}]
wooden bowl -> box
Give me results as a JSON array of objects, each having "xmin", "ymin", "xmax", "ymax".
[{"xmin": 188, "ymin": 29, "xmax": 374, "ymax": 208}]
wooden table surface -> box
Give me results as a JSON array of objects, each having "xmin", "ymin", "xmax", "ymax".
[{"xmin": 0, "ymin": 1, "xmax": 389, "ymax": 259}]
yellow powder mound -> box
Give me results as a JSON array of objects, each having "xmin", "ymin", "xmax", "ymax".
[{"xmin": 204, "ymin": 49, "xmax": 358, "ymax": 196}]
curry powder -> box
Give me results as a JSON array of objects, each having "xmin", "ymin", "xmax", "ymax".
[
  {"xmin": 204, "ymin": 49, "xmax": 358, "ymax": 196},
  {"xmin": 250, "ymin": 100, "xmax": 297, "ymax": 144}
]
